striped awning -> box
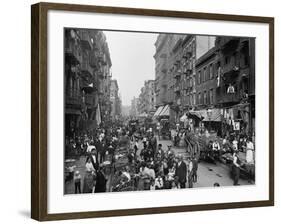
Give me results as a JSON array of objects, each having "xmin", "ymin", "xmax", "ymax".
[
  {"xmin": 153, "ymin": 106, "xmax": 164, "ymax": 117},
  {"xmin": 159, "ymin": 105, "xmax": 170, "ymax": 116}
]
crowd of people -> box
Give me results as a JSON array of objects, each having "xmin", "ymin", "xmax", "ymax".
[
  {"xmin": 65, "ymin": 122, "xmax": 255, "ymax": 194},
  {"xmin": 113, "ymin": 141, "xmax": 199, "ymax": 191},
  {"xmin": 202, "ymin": 132, "xmax": 255, "ymax": 185},
  {"xmin": 65, "ymin": 124, "xmax": 201, "ymax": 194},
  {"xmin": 109, "ymin": 126, "xmax": 200, "ymax": 192}
]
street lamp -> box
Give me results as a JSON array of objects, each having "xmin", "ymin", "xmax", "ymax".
[{"xmin": 207, "ymin": 108, "xmax": 213, "ymax": 132}]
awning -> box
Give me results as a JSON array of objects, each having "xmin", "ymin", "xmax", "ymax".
[
  {"xmin": 180, "ymin": 114, "xmax": 188, "ymax": 122},
  {"xmin": 159, "ymin": 105, "xmax": 170, "ymax": 116},
  {"xmin": 138, "ymin": 112, "xmax": 148, "ymax": 118},
  {"xmin": 202, "ymin": 109, "xmax": 222, "ymax": 122},
  {"xmin": 188, "ymin": 111, "xmax": 203, "ymax": 119},
  {"xmin": 153, "ymin": 106, "xmax": 164, "ymax": 117},
  {"xmin": 81, "ymin": 83, "xmax": 97, "ymax": 93},
  {"xmin": 188, "ymin": 109, "xmax": 222, "ymax": 121}
]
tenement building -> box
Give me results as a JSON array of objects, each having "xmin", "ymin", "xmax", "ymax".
[
  {"xmin": 214, "ymin": 36, "xmax": 255, "ymax": 139},
  {"xmin": 138, "ymin": 80, "xmax": 156, "ymax": 116},
  {"xmin": 189, "ymin": 36, "xmax": 255, "ymax": 138},
  {"xmin": 110, "ymin": 79, "xmax": 122, "ymax": 120},
  {"xmin": 64, "ymin": 29, "xmax": 112, "ymax": 138},
  {"xmin": 153, "ymin": 34, "xmax": 215, "ymax": 124}
]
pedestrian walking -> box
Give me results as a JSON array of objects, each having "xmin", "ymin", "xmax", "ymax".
[
  {"xmin": 187, "ymin": 157, "xmax": 193, "ymax": 188},
  {"xmin": 175, "ymin": 155, "xmax": 187, "ymax": 188},
  {"xmin": 232, "ymin": 151, "xmax": 241, "ymax": 185},
  {"xmin": 212, "ymin": 140, "xmax": 220, "ymax": 160},
  {"xmin": 74, "ymin": 170, "xmax": 81, "ymax": 194},
  {"xmin": 245, "ymin": 138, "xmax": 255, "ymax": 183},
  {"xmin": 155, "ymin": 144, "xmax": 164, "ymax": 161},
  {"xmin": 85, "ymin": 157, "xmax": 95, "ymax": 173},
  {"xmin": 192, "ymin": 154, "xmax": 198, "ymax": 183},
  {"xmin": 150, "ymin": 134, "xmax": 157, "ymax": 155},
  {"xmin": 94, "ymin": 167, "xmax": 107, "ymax": 193},
  {"xmin": 89, "ymin": 149, "xmax": 99, "ymax": 170}
]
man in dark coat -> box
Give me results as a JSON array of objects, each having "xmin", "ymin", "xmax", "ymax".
[
  {"xmin": 175, "ymin": 155, "xmax": 187, "ymax": 188},
  {"xmin": 94, "ymin": 168, "xmax": 107, "ymax": 193},
  {"xmin": 149, "ymin": 134, "xmax": 157, "ymax": 155},
  {"xmin": 155, "ymin": 144, "xmax": 164, "ymax": 161},
  {"xmin": 89, "ymin": 149, "xmax": 99, "ymax": 171},
  {"xmin": 94, "ymin": 138, "xmax": 103, "ymax": 163}
]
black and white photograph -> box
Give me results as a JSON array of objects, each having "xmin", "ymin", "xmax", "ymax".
[{"xmin": 64, "ymin": 28, "xmax": 256, "ymax": 195}]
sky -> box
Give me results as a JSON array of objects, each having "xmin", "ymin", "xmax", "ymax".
[{"xmin": 104, "ymin": 30, "xmax": 158, "ymax": 106}]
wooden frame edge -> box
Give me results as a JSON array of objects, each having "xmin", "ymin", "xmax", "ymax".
[
  {"xmin": 268, "ymin": 18, "xmax": 274, "ymax": 205},
  {"xmin": 31, "ymin": 3, "xmax": 41, "ymax": 220},
  {"xmin": 31, "ymin": 3, "xmax": 49, "ymax": 221},
  {"xmin": 31, "ymin": 2, "xmax": 274, "ymax": 221},
  {"xmin": 41, "ymin": 200, "xmax": 273, "ymax": 221},
  {"xmin": 36, "ymin": 2, "xmax": 274, "ymax": 23}
]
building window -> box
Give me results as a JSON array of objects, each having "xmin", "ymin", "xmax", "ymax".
[
  {"xmin": 198, "ymin": 92, "xmax": 201, "ymax": 105},
  {"xmin": 206, "ymin": 65, "xmax": 209, "ymax": 80},
  {"xmin": 193, "ymin": 93, "xmax": 196, "ymax": 105},
  {"xmin": 202, "ymin": 67, "xmax": 206, "ymax": 83},
  {"xmin": 209, "ymin": 63, "xmax": 213, "ymax": 79},
  {"xmin": 190, "ymin": 95, "xmax": 193, "ymax": 105},
  {"xmin": 204, "ymin": 91, "xmax": 207, "ymax": 105},
  {"xmin": 197, "ymin": 71, "xmax": 201, "ymax": 85},
  {"xmin": 225, "ymin": 56, "xmax": 230, "ymax": 65},
  {"xmin": 209, "ymin": 89, "xmax": 213, "ymax": 104}
]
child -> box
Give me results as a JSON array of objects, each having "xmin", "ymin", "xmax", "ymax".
[
  {"xmin": 74, "ymin": 170, "xmax": 81, "ymax": 193},
  {"xmin": 150, "ymin": 180, "xmax": 156, "ymax": 190},
  {"xmin": 155, "ymin": 174, "xmax": 163, "ymax": 190},
  {"xmin": 171, "ymin": 181, "xmax": 180, "ymax": 189}
]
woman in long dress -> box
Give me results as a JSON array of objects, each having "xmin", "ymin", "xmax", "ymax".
[{"xmin": 179, "ymin": 132, "xmax": 186, "ymax": 147}]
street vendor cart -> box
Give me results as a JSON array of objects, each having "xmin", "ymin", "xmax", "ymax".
[{"xmin": 111, "ymin": 145, "xmax": 139, "ymax": 192}]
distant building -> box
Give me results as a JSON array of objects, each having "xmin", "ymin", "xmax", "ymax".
[
  {"xmin": 121, "ymin": 105, "xmax": 131, "ymax": 117},
  {"xmin": 129, "ymin": 97, "xmax": 139, "ymax": 117},
  {"xmin": 138, "ymin": 80, "xmax": 156, "ymax": 116},
  {"xmin": 110, "ymin": 79, "xmax": 121, "ymax": 119}
]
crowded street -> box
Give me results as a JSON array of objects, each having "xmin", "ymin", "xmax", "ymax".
[
  {"xmin": 64, "ymin": 29, "xmax": 255, "ymax": 195},
  {"xmin": 65, "ymin": 130, "xmax": 252, "ymax": 194}
]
